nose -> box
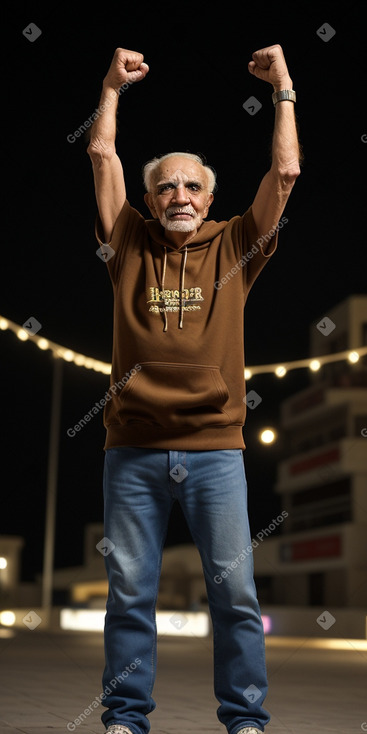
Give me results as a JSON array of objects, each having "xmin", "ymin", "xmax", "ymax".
[{"xmin": 172, "ymin": 183, "xmax": 190, "ymax": 204}]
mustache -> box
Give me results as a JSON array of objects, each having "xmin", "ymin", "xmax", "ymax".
[{"xmin": 165, "ymin": 206, "xmax": 196, "ymax": 218}]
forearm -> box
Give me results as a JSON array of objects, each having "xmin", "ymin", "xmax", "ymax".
[
  {"xmin": 252, "ymin": 99, "xmax": 301, "ymax": 234},
  {"xmin": 271, "ymin": 93, "xmax": 302, "ymax": 184},
  {"xmin": 249, "ymin": 44, "xmax": 301, "ymax": 236},
  {"xmin": 87, "ymin": 47, "xmax": 148, "ymax": 242},
  {"xmin": 91, "ymin": 154, "xmax": 126, "ymax": 242},
  {"xmin": 87, "ymin": 84, "xmax": 126, "ymax": 242},
  {"xmin": 87, "ymin": 84, "xmax": 120, "ymax": 160}
]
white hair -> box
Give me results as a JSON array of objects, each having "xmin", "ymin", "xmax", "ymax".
[{"xmin": 142, "ymin": 151, "xmax": 217, "ymax": 193}]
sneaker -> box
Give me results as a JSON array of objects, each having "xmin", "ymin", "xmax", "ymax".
[
  {"xmin": 105, "ymin": 726, "xmax": 134, "ymax": 734},
  {"xmin": 236, "ymin": 728, "xmax": 263, "ymax": 734}
]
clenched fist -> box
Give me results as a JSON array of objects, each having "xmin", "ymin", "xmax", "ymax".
[
  {"xmin": 248, "ymin": 44, "xmax": 292, "ymax": 91},
  {"xmin": 104, "ymin": 47, "xmax": 149, "ymax": 91}
]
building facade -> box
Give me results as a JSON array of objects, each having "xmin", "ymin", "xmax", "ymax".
[{"xmin": 253, "ymin": 295, "xmax": 367, "ymax": 608}]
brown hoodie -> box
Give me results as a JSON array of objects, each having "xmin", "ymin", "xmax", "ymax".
[{"xmin": 95, "ymin": 200, "xmax": 278, "ymax": 450}]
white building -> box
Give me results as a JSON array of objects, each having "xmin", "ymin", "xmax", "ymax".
[
  {"xmin": 0, "ymin": 536, "xmax": 24, "ymax": 606},
  {"xmin": 253, "ymin": 295, "xmax": 367, "ymax": 610},
  {"xmin": 51, "ymin": 524, "xmax": 207, "ymax": 612}
]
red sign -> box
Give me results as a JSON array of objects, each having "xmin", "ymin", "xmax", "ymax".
[
  {"xmin": 290, "ymin": 448, "xmax": 340, "ymax": 475},
  {"xmin": 280, "ymin": 535, "xmax": 342, "ymax": 562}
]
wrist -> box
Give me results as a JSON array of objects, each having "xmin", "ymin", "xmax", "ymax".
[
  {"xmin": 272, "ymin": 76, "xmax": 293, "ymax": 92},
  {"xmin": 102, "ymin": 81, "xmax": 120, "ymax": 101},
  {"xmin": 272, "ymin": 88, "xmax": 296, "ymax": 106}
]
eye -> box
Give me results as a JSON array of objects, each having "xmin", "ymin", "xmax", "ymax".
[
  {"xmin": 187, "ymin": 183, "xmax": 202, "ymax": 192},
  {"xmin": 158, "ymin": 184, "xmax": 175, "ymax": 194}
]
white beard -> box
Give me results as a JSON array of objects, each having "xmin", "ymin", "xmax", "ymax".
[{"xmin": 160, "ymin": 206, "xmax": 201, "ymax": 232}]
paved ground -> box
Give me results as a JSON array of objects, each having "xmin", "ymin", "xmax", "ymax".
[{"xmin": 0, "ymin": 628, "xmax": 366, "ymax": 734}]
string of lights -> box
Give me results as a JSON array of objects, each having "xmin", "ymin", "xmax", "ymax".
[{"xmin": 1, "ymin": 314, "xmax": 366, "ymax": 379}]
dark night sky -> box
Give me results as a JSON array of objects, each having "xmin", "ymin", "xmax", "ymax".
[{"xmin": 1, "ymin": 1, "xmax": 366, "ymax": 582}]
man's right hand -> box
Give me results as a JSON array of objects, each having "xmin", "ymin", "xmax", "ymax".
[{"xmin": 104, "ymin": 47, "xmax": 149, "ymax": 91}]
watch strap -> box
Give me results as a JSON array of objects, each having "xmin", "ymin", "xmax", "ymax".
[{"xmin": 272, "ymin": 89, "xmax": 296, "ymax": 105}]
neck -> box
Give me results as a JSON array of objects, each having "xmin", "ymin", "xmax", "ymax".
[{"xmin": 164, "ymin": 227, "xmax": 198, "ymax": 248}]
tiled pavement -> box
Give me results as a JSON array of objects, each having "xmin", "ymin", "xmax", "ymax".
[{"xmin": 0, "ymin": 628, "xmax": 366, "ymax": 734}]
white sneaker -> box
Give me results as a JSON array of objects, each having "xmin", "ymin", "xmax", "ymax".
[
  {"xmin": 105, "ymin": 726, "xmax": 134, "ymax": 734},
  {"xmin": 236, "ymin": 728, "xmax": 263, "ymax": 734}
]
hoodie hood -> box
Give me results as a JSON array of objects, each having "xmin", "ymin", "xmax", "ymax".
[
  {"xmin": 145, "ymin": 216, "xmax": 228, "ymax": 251},
  {"xmin": 145, "ymin": 217, "xmax": 230, "ymax": 331}
]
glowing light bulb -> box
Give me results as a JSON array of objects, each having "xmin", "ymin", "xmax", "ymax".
[
  {"xmin": 275, "ymin": 366, "xmax": 286, "ymax": 378},
  {"xmin": 310, "ymin": 359, "xmax": 321, "ymax": 371},
  {"xmin": 74, "ymin": 354, "xmax": 86, "ymax": 366},
  {"xmin": 260, "ymin": 429, "xmax": 277, "ymax": 444},
  {"xmin": 17, "ymin": 329, "xmax": 28, "ymax": 341},
  {"xmin": 0, "ymin": 610, "xmax": 16, "ymax": 626},
  {"xmin": 62, "ymin": 350, "xmax": 75, "ymax": 362}
]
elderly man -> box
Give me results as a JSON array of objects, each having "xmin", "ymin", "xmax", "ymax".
[{"xmin": 87, "ymin": 44, "xmax": 301, "ymax": 734}]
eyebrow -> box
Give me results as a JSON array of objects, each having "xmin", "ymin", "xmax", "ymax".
[{"xmin": 156, "ymin": 179, "xmax": 204, "ymax": 188}]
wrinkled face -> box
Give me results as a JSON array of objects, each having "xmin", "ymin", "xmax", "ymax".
[{"xmin": 144, "ymin": 156, "xmax": 214, "ymax": 234}]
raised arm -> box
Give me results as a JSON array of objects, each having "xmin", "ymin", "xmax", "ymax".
[
  {"xmin": 248, "ymin": 44, "xmax": 302, "ymax": 240},
  {"xmin": 87, "ymin": 48, "xmax": 149, "ymax": 242}
]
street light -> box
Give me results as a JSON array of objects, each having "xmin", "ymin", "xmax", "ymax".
[{"xmin": 41, "ymin": 355, "xmax": 63, "ymax": 617}]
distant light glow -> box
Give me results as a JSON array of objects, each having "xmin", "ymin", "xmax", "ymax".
[
  {"xmin": 62, "ymin": 350, "xmax": 75, "ymax": 362},
  {"xmin": 261, "ymin": 615, "xmax": 272, "ymax": 634},
  {"xmin": 16, "ymin": 329, "xmax": 28, "ymax": 341},
  {"xmin": 0, "ymin": 557, "xmax": 7, "ymax": 569},
  {"xmin": 265, "ymin": 636, "xmax": 367, "ymax": 651},
  {"xmin": 348, "ymin": 351, "xmax": 359, "ymax": 363},
  {"xmin": 0, "ymin": 611, "xmax": 16, "ymax": 626},
  {"xmin": 275, "ymin": 366, "xmax": 287, "ymax": 378},
  {"xmin": 1, "ymin": 314, "xmax": 366, "ymax": 378},
  {"xmin": 260, "ymin": 429, "xmax": 277, "ymax": 444},
  {"xmin": 309, "ymin": 359, "xmax": 321, "ymax": 371},
  {"xmin": 74, "ymin": 354, "xmax": 86, "ymax": 366},
  {"xmin": 60, "ymin": 608, "xmax": 210, "ymax": 637}
]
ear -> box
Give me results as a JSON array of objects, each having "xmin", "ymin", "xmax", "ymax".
[
  {"xmin": 203, "ymin": 192, "xmax": 214, "ymax": 218},
  {"xmin": 144, "ymin": 192, "xmax": 158, "ymax": 218}
]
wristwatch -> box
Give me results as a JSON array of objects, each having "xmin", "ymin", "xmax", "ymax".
[{"xmin": 272, "ymin": 89, "xmax": 296, "ymax": 105}]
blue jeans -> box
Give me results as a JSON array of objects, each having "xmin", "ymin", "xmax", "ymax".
[{"xmin": 101, "ymin": 448, "xmax": 270, "ymax": 733}]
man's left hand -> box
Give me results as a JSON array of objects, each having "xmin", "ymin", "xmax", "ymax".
[{"xmin": 248, "ymin": 44, "xmax": 292, "ymax": 90}]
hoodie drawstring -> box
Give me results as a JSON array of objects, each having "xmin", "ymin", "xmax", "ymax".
[
  {"xmin": 160, "ymin": 245, "xmax": 188, "ymax": 332},
  {"xmin": 161, "ymin": 247, "xmax": 168, "ymax": 332},
  {"xmin": 179, "ymin": 246, "xmax": 188, "ymax": 329}
]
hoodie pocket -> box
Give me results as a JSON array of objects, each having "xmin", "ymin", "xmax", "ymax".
[{"xmin": 106, "ymin": 361, "xmax": 232, "ymax": 429}]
